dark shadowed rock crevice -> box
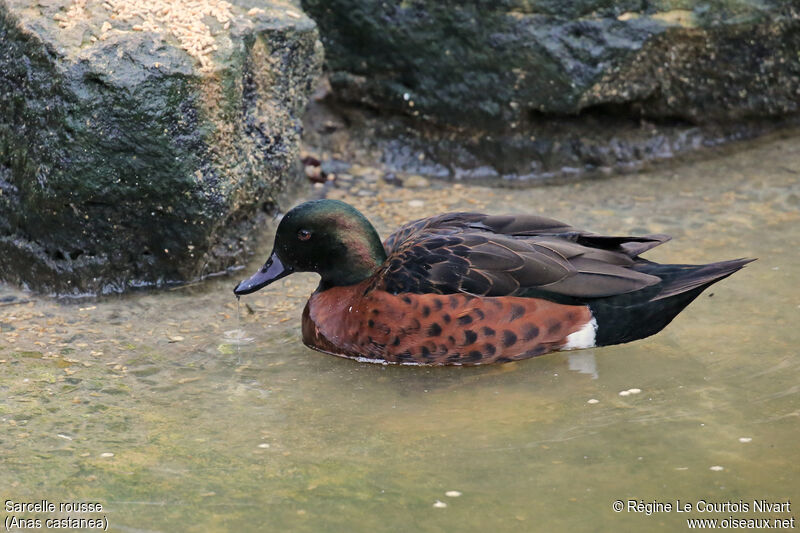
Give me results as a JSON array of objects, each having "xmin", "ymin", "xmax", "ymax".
[
  {"xmin": 300, "ymin": 0, "xmax": 800, "ymax": 183},
  {"xmin": 0, "ymin": 0, "xmax": 323, "ymax": 296}
]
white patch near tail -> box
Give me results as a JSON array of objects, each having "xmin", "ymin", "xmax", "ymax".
[{"xmin": 563, "ymin": 317, "xmax": 598, "ymax": 350}]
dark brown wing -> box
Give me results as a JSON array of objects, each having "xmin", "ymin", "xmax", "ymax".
[
  {"xmin": 375, "ymin": 212, "xmax": 670, "ymax": 301},
  {"xmin": 382, "ymin": 212, "xmax": 576, "ymax": 254}
]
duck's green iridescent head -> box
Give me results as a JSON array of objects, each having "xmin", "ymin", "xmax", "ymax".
[{"xmin": 234, "ymin": 200, "xmax": 387, "ymax": 295}]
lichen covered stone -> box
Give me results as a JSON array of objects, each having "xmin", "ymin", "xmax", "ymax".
[{"xmin": 0, "ymin": 0, "xmax": 323, "ymax": 295}]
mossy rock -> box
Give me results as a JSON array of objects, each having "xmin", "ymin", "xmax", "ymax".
[{"xmin": 0, "ymin": 0, "xmax": 323, "ymax": 295}]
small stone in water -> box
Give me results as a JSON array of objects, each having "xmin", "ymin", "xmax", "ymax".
[
  {"xmin": 739, "ymin": 437, "xmax": 752, "ymax": 443},
  {"xmin": 258, "ymin": 443, "xmax": 270, "ymax": 448},
  {"xmin": 408, "ymin": 200, "xmax": 425, "ymax": 207},
  {"xmin": 304, "ymin": 165, "xmax": 325, "ymax": 183},
  {"xmin": 383, "ymin": 172, "xmax": 402, "ymax": 186},
  {"xmin": 628, "ymin": 388, "xmax": 642, "ymax": 394},
  {"xmin": 587, "ymin": 399, "xmax": 599, "ymax": 404},
  {"xmin": 445, "ymin": 490, "xmax": 462, "ymax": 497},
  {"xmin": 404, "ymin": 175, "xmax": 430, "ymax": 188},
  {"xmin": 709, "ymin": 465, "xmax": 724, "ymax": 471},
  {"xmin": 100, "ymin": 452, "xmax": 114, "ymax": 458},
  {"xmin": 618, "ymin": 390, "xmax": 631, "ymax": 397},
  {"xmin": 433, "ymin": 500, "xmax": 447, "ymax": 508}
]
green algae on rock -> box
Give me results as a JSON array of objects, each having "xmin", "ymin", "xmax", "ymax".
[
  {"xmin": 301, "ymin": 0, "xmax": 800, "ymax": 182},
  {"xmin": 0, "ymin": 0, "xmax": 323, "ymax": 296}
]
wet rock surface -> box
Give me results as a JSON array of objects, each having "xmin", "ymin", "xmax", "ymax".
[
  {"xmin": 301, "ymin": 0, "xmax": 800, "ymax": 182},
  {"xmin": 0, "ymin": 0, "xmax": 322, "ymax": 296}
]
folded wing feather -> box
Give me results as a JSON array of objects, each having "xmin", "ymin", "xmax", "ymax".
[{"xmin": 377, "ymin": 212, "xmax": 667, "ymax": 300}]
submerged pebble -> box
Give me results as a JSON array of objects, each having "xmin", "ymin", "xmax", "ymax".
[
  {"xmin": 432, "ymin": 500, "xmax": 447, "ymax": 508},
  {"xmin": 445, "ymin": 491, "xmax": 462, "ymax": 497},
  {"xmin": 739, "ymin": 437, "xmax": 752, "ymax": 443},
  {"xmin": 587, "ymin": 398, "xmax": 599, "ymax": 404},
  {"xmin": 709, "ymin": 465, "xmax": 724, "ymax": 471},
  {"xmin": 619, "ymin": 388, "xmax": 642, "ymax": 396},
  {"xmin": 100, "ymin": 452, "xmax": 114, "ymax": 458},
  {"xmin": 404, "ymin": 175, "xmax": 430, "ymax": 188}
]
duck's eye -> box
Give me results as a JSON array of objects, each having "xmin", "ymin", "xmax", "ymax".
[{"xmin": 297, "ymin": 229, "xmax": 312, "ymax": 241}]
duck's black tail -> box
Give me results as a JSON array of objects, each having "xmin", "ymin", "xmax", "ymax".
[{"xmin": 589, "ymin": 258, "xmax": 755, "ymax": 347}]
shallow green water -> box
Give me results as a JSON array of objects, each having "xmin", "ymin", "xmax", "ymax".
[{"xmin": 1, "ymin": 133, "xmax": 798, "ymax": 532}]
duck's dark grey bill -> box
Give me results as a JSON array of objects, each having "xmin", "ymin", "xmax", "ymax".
[{"xmin": 233, "ymin": 252, "xmax": 291, "ymax": 295}]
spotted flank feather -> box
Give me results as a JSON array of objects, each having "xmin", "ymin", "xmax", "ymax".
[{"xmin": 303, "ymin": 280, "xmax": 593, "ymax": 365}]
